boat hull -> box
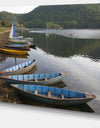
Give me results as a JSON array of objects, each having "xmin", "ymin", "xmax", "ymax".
[
  {"xmin": 7, "ymin": 41, "xmax": 27, "ymax": 45},
  {"xmin": 8, "ymin": 39, "xmax": 27, "ymax": 43},
  {"xmin": 0, "ymin": 48, "xmax": 29, "ymax": 55},
  {"xmin": 1, "ymin": 75, "xmax": 65, "ymax": 85},
  {"xmin": 11, "ymin": 85, "xmax": 95, "ymax": 106},
  {"xmin": 5, "ymin": 44, "xmax": 31, "ymax": 48}
]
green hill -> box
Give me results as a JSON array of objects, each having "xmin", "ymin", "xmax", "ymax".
[
  {"xmin": 1, "ymin": 4, "xmax": 100, "ymax": 28},
  {"xmin": 0, "ymin": 11, "xmax": 20, "ymax": 27}
]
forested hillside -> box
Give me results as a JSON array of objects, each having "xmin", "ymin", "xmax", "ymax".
[
  {"xmin": 0, "ymin": 4, "xmax": 100, "ymax": 28},
  {"xmin": 19, "ymin": 4, "xmax": 100, "ymax": 28},
  {"xmin": 0, "ymin": 11, "xmax": 20, "ymax": 27}
]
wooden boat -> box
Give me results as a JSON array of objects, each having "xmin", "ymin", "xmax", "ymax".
[
  {"xmin": 10, "ymin": 84, "xmax": 96, "ymax": 106},
  {"xmin": 8, "ymin": 38, "xmax": 27, "ymax": 43},
  {"xmin": 5, "ymin": 47, "xmax": 30, "ymax": 51},
  {"xmin": 24, "ymin": 37, "xmax": 34, "ymax": 42},
  {"xmin": 0, "ymin": 47, "xmax": 30, "ymax": 55},
  {"xmin": 7, "ymin": 41, "xmax": 28, "ymax": 45},
  {"xmin": 0, "ymin": 59, "xmax": 37, "ymax": 76},
  {"xmin": 5, "ymin": 44, "xmax": 31, "ymax": 48},
  {"xmin": 0, "ymin": 72, "xmax": 67, "ymax": 85}
]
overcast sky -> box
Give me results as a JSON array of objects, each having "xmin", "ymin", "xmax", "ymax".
[{"xmin": 0, "ymin": 0, "xmax": 100, "ymax": 14}]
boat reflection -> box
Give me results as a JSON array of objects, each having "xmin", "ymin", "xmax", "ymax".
[
  {"xmin": 18, "ymin": 94, "xmax": 94, "ymax": 113},
  {"xmin": 0, "ymin": 52, "xmax": 29, "ymax": 59},
  {"xmin": 24, "ymin": 65, "xmax": 38, "ymax": 74},
  {"xmin": 49, "ymin": 81, "xmax": 66, "ymax": 88},
  {"xmin": 0, "ymin": 53, "xmax": 7, "ymax": 62}
]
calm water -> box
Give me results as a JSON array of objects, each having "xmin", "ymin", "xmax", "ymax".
[{"xmin": 0, "ymin": 29, "xmax": 100, "ymax": 114}]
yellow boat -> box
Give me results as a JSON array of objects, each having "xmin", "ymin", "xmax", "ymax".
[{"xmin": 0, "ymin": 47, "xmax": 29, "ymax": 55}]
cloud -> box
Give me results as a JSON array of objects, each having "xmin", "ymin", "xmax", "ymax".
[
  {"xmin": 0, "ymin": 0, "xmax": 100, "ymax": 7},
  {"xmin": 0, "ymin": 0, "xmax": 100, "ymax": 13}
]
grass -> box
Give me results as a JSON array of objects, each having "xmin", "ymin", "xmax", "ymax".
[{"xmin": 0, "ymin": 27, "xmax": 10, "ymax": 33}]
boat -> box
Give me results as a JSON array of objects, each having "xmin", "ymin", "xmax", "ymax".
[
  {"xmin": 10, "ymin": 84, "xmax": 96, "ymax": 106},
  {"xmin": 24, "ymin": 37, "xmax": 34, "ymax": 42},
  {"xmin": 5, "ymin": 44, "xmax": 31, "ymax": 48},
  {"xmin": 0, "ymin": 72, "xmax": 67, "ymax": 85},
  {"xmin": 3, "ymin": 46, "xmax": 30, "ymax": 51},
  {"xmin": 0, "ymin": 59, "xmax": 37, "ymax": 76},
  {"xmin": 71, "ymin": 33, "xmax": 76, "ymax": 36},
  {"xmin": 8, "ymin": 17, "xmax": 33, "ymax": 43},
  {"xmin": 71, "ymin": 24, "xmax": 77, "ymax": 37},
  {"xmin": 8, "ymin": 38, "xmax": 27, "ymax": 43},
  {"xmin": 7, "ymin": 41, "xmax": 27, "ymax": 45},
  {"xmin": 8, "ymin": 17, "xmax": 27, "ymax": 43},
  {"xmin": 0, "ymin": 47, "xmax": 30, "ymax": 55}
]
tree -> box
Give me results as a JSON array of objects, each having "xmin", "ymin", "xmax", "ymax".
[{"xmin": 1, "ymin": 20, "xmax": 8, "ymax": 27}]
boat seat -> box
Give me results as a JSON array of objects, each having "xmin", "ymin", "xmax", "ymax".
[
  {"xmin": 44, "ymin": 78, "xmax": 48, "ymax": 81},
  {"xmin": 35, "ymin": 90, "xmax": 38, "ymax": 95},
  {"xmin": 48, "ymin": 91, "xmax": 51, "ymax": 98},
  {"xmin": 18, "ymin": 67, "xmax": 22, "ymax": 69},
  {"xmin": 61, "ymin": 94, "xmax": 64, "ymax": 99},
  {"xmin": 34, "ymin": 78, "xmax": 38, "ymax": 82}
]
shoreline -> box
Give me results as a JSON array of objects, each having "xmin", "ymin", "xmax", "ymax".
[
  {"xmin": 0, "ymin": 30, "xmax": 10, "ymax": 47},
  {"xmin": 0, "ymin": 30, "xmax": 22, "ymax": 104}
]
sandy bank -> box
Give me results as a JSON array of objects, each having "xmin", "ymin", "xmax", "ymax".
[
  {"xmin": 0, "ymin": 30, "xmax": 23, "ymax": 104},
  {"xmin": 0, "ymin": 30, "xmax": 10, "ymax": 47}
]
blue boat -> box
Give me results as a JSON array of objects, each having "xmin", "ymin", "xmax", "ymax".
[
  {"xmin": 0, "ymin": 59, "xmax": 37, "ymax": 76},
  {"xmin": 5, "ymin": 44, "xmax": 31, "ymax": 48},
  {"xmin": 8, "ymin": 17, "xmax": 33, "ymax": 43},
  {"xmin": 10, "ymin": 84, "xmax": 96, "ymax": 106},
  {"xmin": 0, "ymin": 72, "xmax": 67, "ymax": 85},
  {"xmin": 8, "ymin": 17, "xmax": 27, "ymax": 43}
]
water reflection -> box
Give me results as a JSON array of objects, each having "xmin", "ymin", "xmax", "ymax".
[
  {"xmin": 0, "ymin": 53, "xmax": 7, "ymax": 63},
  {"xmin": 0, "ymin": 53, "xmax": 28, "ymax": 59},
  {"xmin": 31, "ymin": 33, "xmax": 100, "ymax": 61},
  {"xmin": 24, "ymin": 66, "xmax": 37, "ymax": 74},
  {"xmin": 0, "ymin": 29, "xmax": 100, "ymax": 114},
  {"xmin": 19, "ymin": 94, "xmax": 94, "ymax": 113},
  {"xmin": 0, "ymin": 53, "xmax": 29, "ymax": 71}
]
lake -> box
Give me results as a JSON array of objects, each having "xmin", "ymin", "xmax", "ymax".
[{"xmin": 0, "ymin": 29, "xmax": 100, "ymax": 114}]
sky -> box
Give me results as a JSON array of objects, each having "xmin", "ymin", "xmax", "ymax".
[{"xmin": 0, "ymin": 0, "xmax": 100, "ymax": 14}]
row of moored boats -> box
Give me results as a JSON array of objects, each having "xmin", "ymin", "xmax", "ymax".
[
  {"xmin": 0, "ymin": 17, "xmax": 96, "ymax": 106},
  {"xmin": 0, "ymin": 17, "xmax": 34, "ymax": 55},
  {"xmin": 0, "ymin": 59, "xmax": 96, "ymax": 107}
]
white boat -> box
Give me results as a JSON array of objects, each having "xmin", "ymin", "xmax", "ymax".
[{"xmin": 71, "ymin": 24, "xmax": 77, "ymax": 37}]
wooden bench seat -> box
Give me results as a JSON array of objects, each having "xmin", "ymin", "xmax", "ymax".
[
  {"xmin": 35, "ymin": 90, "xmax": 38, "ymax": 95},
  {"xmin": 48, "ymin": 91, "xmax": 51, "ymax": 98},
  {"xmin": 34, "ymin": 78, "xmax": 38, "ymax": 82},
  {"xmin": 44, "ymin": 78, "xmax": 48, "ymax": 81},
  {"xmin": 61, "ymin": 94, "xmax": 64, "ymax": 99}
]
